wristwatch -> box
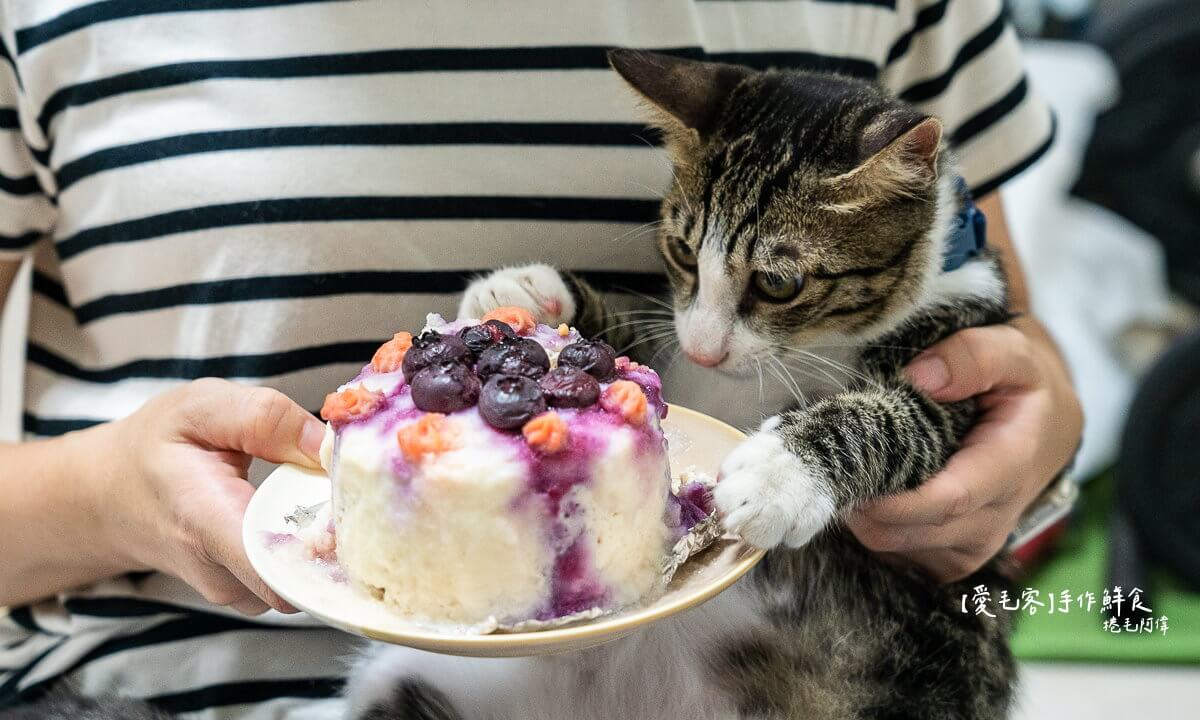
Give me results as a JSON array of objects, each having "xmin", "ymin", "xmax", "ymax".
[{"xmin": 1005, "ymin": 473, "xmax": 1079, "ymax": 552}]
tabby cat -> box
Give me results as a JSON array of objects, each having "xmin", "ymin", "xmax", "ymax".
[
  {"xmin": 349, "ymin": 50, "xmax": 1030, "ymax": 720},
  {"xmin": 5, "ymin": 50, "xmax": 1032, "ymax": 720}
]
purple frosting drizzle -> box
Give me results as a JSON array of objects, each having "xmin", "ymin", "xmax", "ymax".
[
  {"xmin": 540, "ymin": 539, "xmax": 609, "ymax": 619},
  {"xmin": 261, "ymin": 531, "xmax": 298, "ymax": 548},
  {"xmin": 666, "ymin": 481, "xmax": 714, "ymax": 539}
]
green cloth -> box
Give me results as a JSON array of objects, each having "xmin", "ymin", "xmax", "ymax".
[{"xmin": 1011, "ymin": 472, "xmax": 1200, "ymax": 664}]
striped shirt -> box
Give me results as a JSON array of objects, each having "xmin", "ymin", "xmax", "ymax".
[{"xmin": 0, "ymin": 1, "xmax": 1053, "ymax": 717}]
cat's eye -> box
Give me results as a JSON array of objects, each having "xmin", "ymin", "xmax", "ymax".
[
  {"xmin": 753, "ymin": 272, "xmax": 804, "ymax": 302},
  {"xmin": 668, "ymin": 239, "xmax": 698, "ymax": 269}
]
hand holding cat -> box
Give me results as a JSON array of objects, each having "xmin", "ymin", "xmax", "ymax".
[{"xmin": 848, "ymin": 316, "xmax": 1083, "ymax": 582}]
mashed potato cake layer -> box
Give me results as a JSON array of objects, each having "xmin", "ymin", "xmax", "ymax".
[{"xmin": 332, "ymin": 413, "xmax": 554, "ymax": 625}]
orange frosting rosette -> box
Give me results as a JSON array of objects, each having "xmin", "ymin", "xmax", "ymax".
[
  {"xmin": 600, "ymin": 380, "xmax": 648, "ymax": 425},
  {"xmin": 522, "ymin": 411, "xmax": 568, "ymax": 453},
  {"xmin": 320, "ymin": 386, "xmax": 385, "ymax": 424},
  {"xmin": 397, "ymin": 413, "xmax": 457, "ymax": 461},
  {"xmin": 481, "ymin": 306, "xmax": 536, "ymax": 335},
  {"xmin": 372, "ymin": 331, "xmax": 413, "ymax": 373}
]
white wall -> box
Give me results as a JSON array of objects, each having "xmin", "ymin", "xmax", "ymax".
[{"xmin": 0, "ymin": 259, "xmax": 29, "ymax": 442}]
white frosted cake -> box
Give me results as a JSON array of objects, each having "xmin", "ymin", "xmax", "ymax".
[{"xmin": 316, "ymin": 308, "xmax": 706, "ymax": 626}]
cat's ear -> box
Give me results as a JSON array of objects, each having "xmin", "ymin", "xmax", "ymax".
[
  {"xmin": 832, "ymin": 113, "xmax": 943, "ymax": 200},
  {"xmin": 608, "ymin": 48, "xmax": 751, "ymax": 137}
]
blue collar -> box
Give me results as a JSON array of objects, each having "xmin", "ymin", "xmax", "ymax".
[{"xmin": 942, "ymin": 176, "xmax": 987, "ymax": 273}]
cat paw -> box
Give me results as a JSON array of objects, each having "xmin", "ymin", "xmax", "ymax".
[
  {"xmin": 713, "ymin": 428, "xmax": 837, "ymax": 549},
  {"xmin": 459, "ymin": 264, "xmax": 576, "ymax": 327}
]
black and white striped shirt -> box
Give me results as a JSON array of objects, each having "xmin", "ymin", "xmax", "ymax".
[{"xmin": 1, "ymin": 1, "xmax": 1053, "ymax": 716}]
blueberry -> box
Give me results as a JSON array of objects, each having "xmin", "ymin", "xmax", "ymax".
[
  {"xmin": 478, "ymin": 375, "xmax": 546, "ymax": 430},
  {"xmin": 476, "ymin": 337, "xmax": 550, "ymax": 380},
  {"xmin": 457, "ymin": 320, "xmax": 517, "ymax": 358},
  {"xmin": 401, "ymin": 330, "xmax": 472, "ymax": 382},
  {"xmin": 410, "ymin": 362, "xmax": 481, "ymax": 413},
  {"xmin": 484, "ymin": 319, "xmax": 517, "ymax": 338},
  {"xmin": 458, "ymin": 325, "xmax": 495, "ymax": 358},
  {"xmin": 539, "ymin": 367, "xmax": 601, "ymax": 408},
  {"xmin": 557, "ymin": 339, "xmax": 617, "ymax": 381}
]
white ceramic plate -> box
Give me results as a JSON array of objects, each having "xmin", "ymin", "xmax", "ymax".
[{"xmin": 243, "ymin": 405, "xmax": 763, "ymax": 657}]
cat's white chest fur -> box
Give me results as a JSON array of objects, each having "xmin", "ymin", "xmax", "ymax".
[{"xmin": 346, "ymin": 581, "xmax": 768, "ymax": 720}]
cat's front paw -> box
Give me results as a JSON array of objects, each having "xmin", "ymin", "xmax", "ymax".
[
  {"xmin": 714, "ymin": 427, "xmax": 837, "ymax": 549},
  {"xmin": 459, "ymin": 264, "xmax": 576, "ymax": 326}
]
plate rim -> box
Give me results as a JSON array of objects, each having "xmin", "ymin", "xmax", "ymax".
[{"xmin": 244, "ymin": 404, "xmax": 765, "ymax": 654}]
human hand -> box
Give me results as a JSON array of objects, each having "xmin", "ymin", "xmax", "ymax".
[
  {"xmin": 91, "ymin": 378, "xmax": 325, "ymax": 614},
  {"xmin": 847, "ymin": 317, "xmax": 1083, "ymax": 582}
]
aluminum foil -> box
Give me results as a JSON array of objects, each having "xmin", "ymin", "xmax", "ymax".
[
  {"xmin": 282, "ymin": 473, "xmax": 723, "ymax": 635},
  {"xmin": 284, "ymin": 502, "xmax": 326, "ymax": 528},
  {"xmin": 661, "ymin": 512, "xmax": 723, "ymax": 581}
]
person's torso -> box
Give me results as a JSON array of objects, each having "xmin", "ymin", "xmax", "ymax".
[
  {"xmin": 12, "ymin": 0, "xmax": 901, "ymax": 437},
  {"xmin": 2, "ymin": 3, "xmax": 935, "ymax": 717}
]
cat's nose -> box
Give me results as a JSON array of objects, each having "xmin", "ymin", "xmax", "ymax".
[{"xmin": 686, "ymin": 348, "xmax": 729, "ymax": 368}]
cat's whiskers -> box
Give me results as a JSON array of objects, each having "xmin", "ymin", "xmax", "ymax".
[
  {"xmin": 614, "ymin": 287, "xmax": 673, "ymax": 311},
  {"xmin": 781, "ymin": 348, "xmax": 882, "ymax": 391},
  {"xmin": 766, "ymin": 354, "xmax": 807, "ymax": 408},
  {"xmin": 613, "ymin": 324, "xmax": 674, "ymax": 343},
  {"xmin": 605, "ymin": 219, "xmax": 664, "ymax": 247},
  {"xmin": 809, "ymin": 350, "xmax": 883, "ymax": 390},
  {"xmin": 765, "ymin": 360, "xmax": 804, "ymax": 409},
  {"xmin": 781, "ymin": 352, "xmax": 851, "ymax": 388},
  {"xmin": 783, "ymin": 356, "xmax": 855, "ymax": 392},
  {"xmin": 619, "ymin": 329, "xmax": 678, "ymax": 356},
  {"xmin": 753, "ymin": 197, "xmax": 762, "ymax": 253},
  {"xmin": 801, "ymin": 340, "xmax": 926, "ymax": 354},
  {"xmin": 769, "ymin": 349, "xmax": 842, "ymax": 392},
  {"xmin": 610, "ymin": 313, "xmax": 672, "ymax": 324},
  {"xmin": 617, "ymin": 176, "xmax": 671, "ymax": 201},
  {"xmin": 603, "ymin": 324, "xmax": 674, "ymax": 338},
  {"xmin": 648, "ymin": 337, "xmax": 681, "ymax": 368},
  {"xmin": 673, "ymin": 186, "xmax": 697, "ymax": 223},
  {"xmin": 630, "ymin": 131, "xmax": 682, "ymax": 175},
  {"xmin": 754, "ymin": 356, "xmax": 765, "ymax": 403},
  {"xmin": 779, "ymin": 359, "xmax": 811, "ymax": 408},
  {"xmin": 606, "ymin": 309, "xmax": 674, "ymax": 319},
  {"xmin": 602, "ymin": 317, "xmax": 674, "ymax": 334}
]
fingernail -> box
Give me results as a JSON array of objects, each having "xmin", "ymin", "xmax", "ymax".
[
  {"xmin": 906, "ymin": 353, "xmax": 950, "ymax": 392},
  {"xmin": 300, "ymin": 419, "xmax": 325, "ymax": 465}
]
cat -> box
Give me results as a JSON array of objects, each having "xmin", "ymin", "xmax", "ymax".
[
  {"xmin": 0, "ymin": 691, "xmax": 167, "ymax": 720},
  {"xmin": 2, "ymin": 49, "xmax": 1035, "ymax": 720},
  {"xmin": 348, "ymin": 50, "xmax": 1034, "ymax": 720}
]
